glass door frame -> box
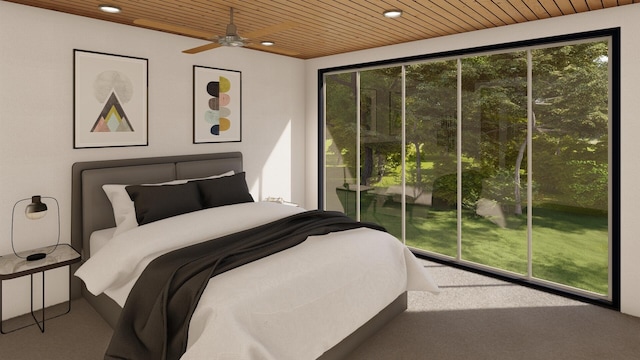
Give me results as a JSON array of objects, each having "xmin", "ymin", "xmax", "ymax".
[{"xmin": 318, "ymin": 28, "xmax": 621, "ymax": 310}]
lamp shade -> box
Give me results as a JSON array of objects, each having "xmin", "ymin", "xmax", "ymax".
[{"xmin": 25, "ymin": 195, "xmax": 48, "ymax": 219}]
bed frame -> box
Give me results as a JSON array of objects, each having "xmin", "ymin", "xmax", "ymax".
[{"xmin": 70, "ymin": 152, "xmax": 406, "ymax": 359}]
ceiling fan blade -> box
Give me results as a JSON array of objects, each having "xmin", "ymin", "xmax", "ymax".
[
  {"xmin": 135, "ymin": 18, "xmax": 299, "ymax": 56},
  {"xmin": 133, "ymin": 19, "xmax": 214, "ymax": 39},
  {"xmin": 183, "ymin": 42, "xmax": 222, "ymax": 54},
  {"xmin": 246, "ymin": 44, "xmax": 300, "ymax": 57},
  {"xmin": 243, "ymin": 21, "xmax": 298, "ymax": 38}
]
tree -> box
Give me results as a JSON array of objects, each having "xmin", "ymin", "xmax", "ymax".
[
  {"xmin": 405, "ymin": 60, "xmax": 458, "ymax": 190},
  {"xmin": 324, "ymin": 40, "xmax": 609, "ymax": 212},
  {"xmin": 531, "ymin": 42, "xmax": 609, "ymax": 210}
]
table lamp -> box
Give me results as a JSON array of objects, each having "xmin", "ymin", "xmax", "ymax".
[{"xmin": 11, "ymin": 195, "xmax": 60, "ymax": 261}]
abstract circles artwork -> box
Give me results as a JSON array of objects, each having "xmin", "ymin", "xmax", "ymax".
[{"xmin": 193, "ymin": 66, "xmax": 242, "ymax": 143}]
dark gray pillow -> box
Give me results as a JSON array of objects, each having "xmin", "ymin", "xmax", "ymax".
[
  {"xmin": 195, "ymin": 172, "xmax": 254, "ymax": 208},
  {"xmin": 125, "ymin": 182, "xmax": 203, "ymax": 225}
]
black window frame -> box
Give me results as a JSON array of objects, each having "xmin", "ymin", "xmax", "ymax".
[{"xmin": 317, "ymin": 28, "xmax": 621, "ymax": 310}]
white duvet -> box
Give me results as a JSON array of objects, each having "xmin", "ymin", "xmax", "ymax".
[{"xmin": 75, "ymin": 202, "xmax": 439, "ymax": 360}]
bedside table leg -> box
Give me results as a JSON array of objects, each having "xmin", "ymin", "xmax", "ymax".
[{"xmin": 30, "ymin": 272, "xmax": 45, "ymax": 333}]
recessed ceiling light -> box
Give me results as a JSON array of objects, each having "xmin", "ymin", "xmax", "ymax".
[
  {"xmin": 383, "ymin": 10, "xmax": 403, "ymax": 18},
  {"xmin": 261, "ymin": 41, "xmax": 275, "ymax": 46},
  {"xmin": 99, "ymin": 4, "xmax": 121, "ymax": 13}
]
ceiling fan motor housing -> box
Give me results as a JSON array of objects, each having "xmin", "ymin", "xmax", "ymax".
[{"xmin": 219, "ymin": 23, "xmax": 246, "ymax": 46}]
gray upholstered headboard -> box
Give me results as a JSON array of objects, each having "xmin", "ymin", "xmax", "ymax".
[{"xmin": 70, "ymin": 152, "xmax": 243, "ymax": 293}]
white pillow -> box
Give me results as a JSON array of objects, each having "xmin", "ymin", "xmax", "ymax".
[{"xmin": 103, "ymin": 170, "xmax": 235, "ymax": 237}]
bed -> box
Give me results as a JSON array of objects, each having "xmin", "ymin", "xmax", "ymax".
[{"xmin": 70, "ymin": 152, "xmax": 439, "ymax": 360}]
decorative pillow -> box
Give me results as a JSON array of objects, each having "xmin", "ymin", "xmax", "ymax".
[
  {"xmin": 195, "ymin": 172, "xmax": 254, "ymax": 209},
  {"xmin": 102, "ymin": 184, "xmax": 139, "ymax": 237},
  {"xmin": 125, "ymin": 181, "xmax": 203, "ymax": 225},
  {"xmin": 103, "ymin": 170, "xmax": 234, "ymax": 236}
]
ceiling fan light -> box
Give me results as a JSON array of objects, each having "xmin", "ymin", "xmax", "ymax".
[
  {"xmin": 99, "ymin": 4, "xmax": 121, "ymax": 13},
  {"xmin": 383, "ymin": 10, "xmax": 403, "ymax": 18},
  {"xmin": 261, "ymin": 41, "xmax": 275, "ymax": 46},
  {"xmin": 219, "ymin": 35, "xmax": 246, "ymax": 47}
]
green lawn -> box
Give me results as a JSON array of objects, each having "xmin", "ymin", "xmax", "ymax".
[{"xmin": 360, "ymin": 201, "xmax": 609, "ymax": 295}]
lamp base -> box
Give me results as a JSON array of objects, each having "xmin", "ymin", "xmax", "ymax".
[{"xmin": 27, "ymin": 253, "xmax": 46, "ymax": 261}]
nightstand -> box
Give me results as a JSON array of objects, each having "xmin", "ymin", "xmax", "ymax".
[{"xmin": 0, "ymin": 244, "xmax": 81, "ymax": 334}]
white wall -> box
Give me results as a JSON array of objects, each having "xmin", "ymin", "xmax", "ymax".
[
  {"xmin": 0, "ymin": 2, "xmax": 305, "ymax": 320},
  {"xmin": 304, "ymin": 4, "xmax": 640, "ymax": 318}
]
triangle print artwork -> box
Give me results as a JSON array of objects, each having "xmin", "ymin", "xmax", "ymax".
[{"xmin": 91, "ymin": 92, "xmax": 134, "ymax": 132}]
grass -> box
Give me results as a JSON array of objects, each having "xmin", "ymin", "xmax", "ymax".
[
  {"xmin": 360, "ymin": 201, "xmax": 609, "ymax": 295},
  {"xmin": 332, "ymin": 156, "xmax": 609, "ymax": 295}
]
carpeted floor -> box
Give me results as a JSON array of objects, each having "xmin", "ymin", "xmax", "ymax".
[
  {"xmin": 0, "ymin": 297, "xmax": 112, "ymax": 359},
  {"xmin": 347, "ymin": 261, "xmax": 640, "ymax": 359},
  {"xmin": 1, "ymin": 259, "xmax": 639, "ymax": 359}
]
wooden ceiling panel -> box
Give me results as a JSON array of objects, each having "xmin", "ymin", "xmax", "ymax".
[
  {"xmin": 507, "ymin": 0, "xmax": 544, "ymax": 20},
  {"xmin": 551, "ymin": 0, "xmax": 578, "ymax": 14},
  {"xmin": 538, "ymin": 0, "xmax": 565, "ymax": 16},
  {"xmin": 586, "ymin": 0, "xmax": 606, "ymax": 10},
  {"xmin": 4, "ymin": 0, "xmax": 638, "ymax": 59},
  {"xmin": 492, "ymin": 1, "xmax": 531, "ymax": 23},
  {"xmin": 461, "ymin": 0, "xmax": 512, "ymax": 27},
  {"xmin": 385, "ymin": 0, "xmax": 470, "ymax": 35}
]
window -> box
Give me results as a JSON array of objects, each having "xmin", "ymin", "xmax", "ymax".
[{"xmin": 320, "ymin": 29, "xmax": 619, "ymax": 307}]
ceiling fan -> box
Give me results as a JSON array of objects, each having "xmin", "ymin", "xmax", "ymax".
[{"xmin": 133, "ymin": 8, "xmax": 299, "ymax": 56}]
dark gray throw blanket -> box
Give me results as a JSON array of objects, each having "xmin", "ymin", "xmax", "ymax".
[{"xmin": 104, "ymin": 210, "xmax": 385, "ymax": 360}]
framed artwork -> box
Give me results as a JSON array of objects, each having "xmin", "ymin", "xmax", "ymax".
[
  {"xmin": 73, "ymin": 49, "xmax": 148, "ymax": 148},
  {"xmin": 193, "ymin": 66, "xmax": 242, "ymax": 143}
]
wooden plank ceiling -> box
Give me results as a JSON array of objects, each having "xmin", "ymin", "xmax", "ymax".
[{"xmin": 6, "ymin": 0, "xmax": 638, "ymax": 59}]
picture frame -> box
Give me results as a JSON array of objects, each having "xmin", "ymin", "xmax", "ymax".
[
  {"xmin": 73, "ymin": 49, "xmax": 148, "ymax": 148},
  {"xmin": 193, "ymin": 66, "xmax": 242, "ymax": 143}
]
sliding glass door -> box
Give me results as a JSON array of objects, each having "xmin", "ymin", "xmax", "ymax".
[
  {"xmin": 529, "ymin": 42, "xmax": 610, "ymax": 294},
  {"xmin": 324, "ymin": 73, "xmax": 357, "ymax": 216},
  {"xmin": 404, "ymin": 60, "xmax": 458, "ymax": 257},
  {"xmin": 321, "ymin": 32, "xmax": 616, "ymax": 303},
  {"xmin": 460, "ymin": 52, "xmax": 529, "ymax": 275},
  {"xmin": 358, "ymin": 67, "xmax": 403, "ymax": 238}
]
